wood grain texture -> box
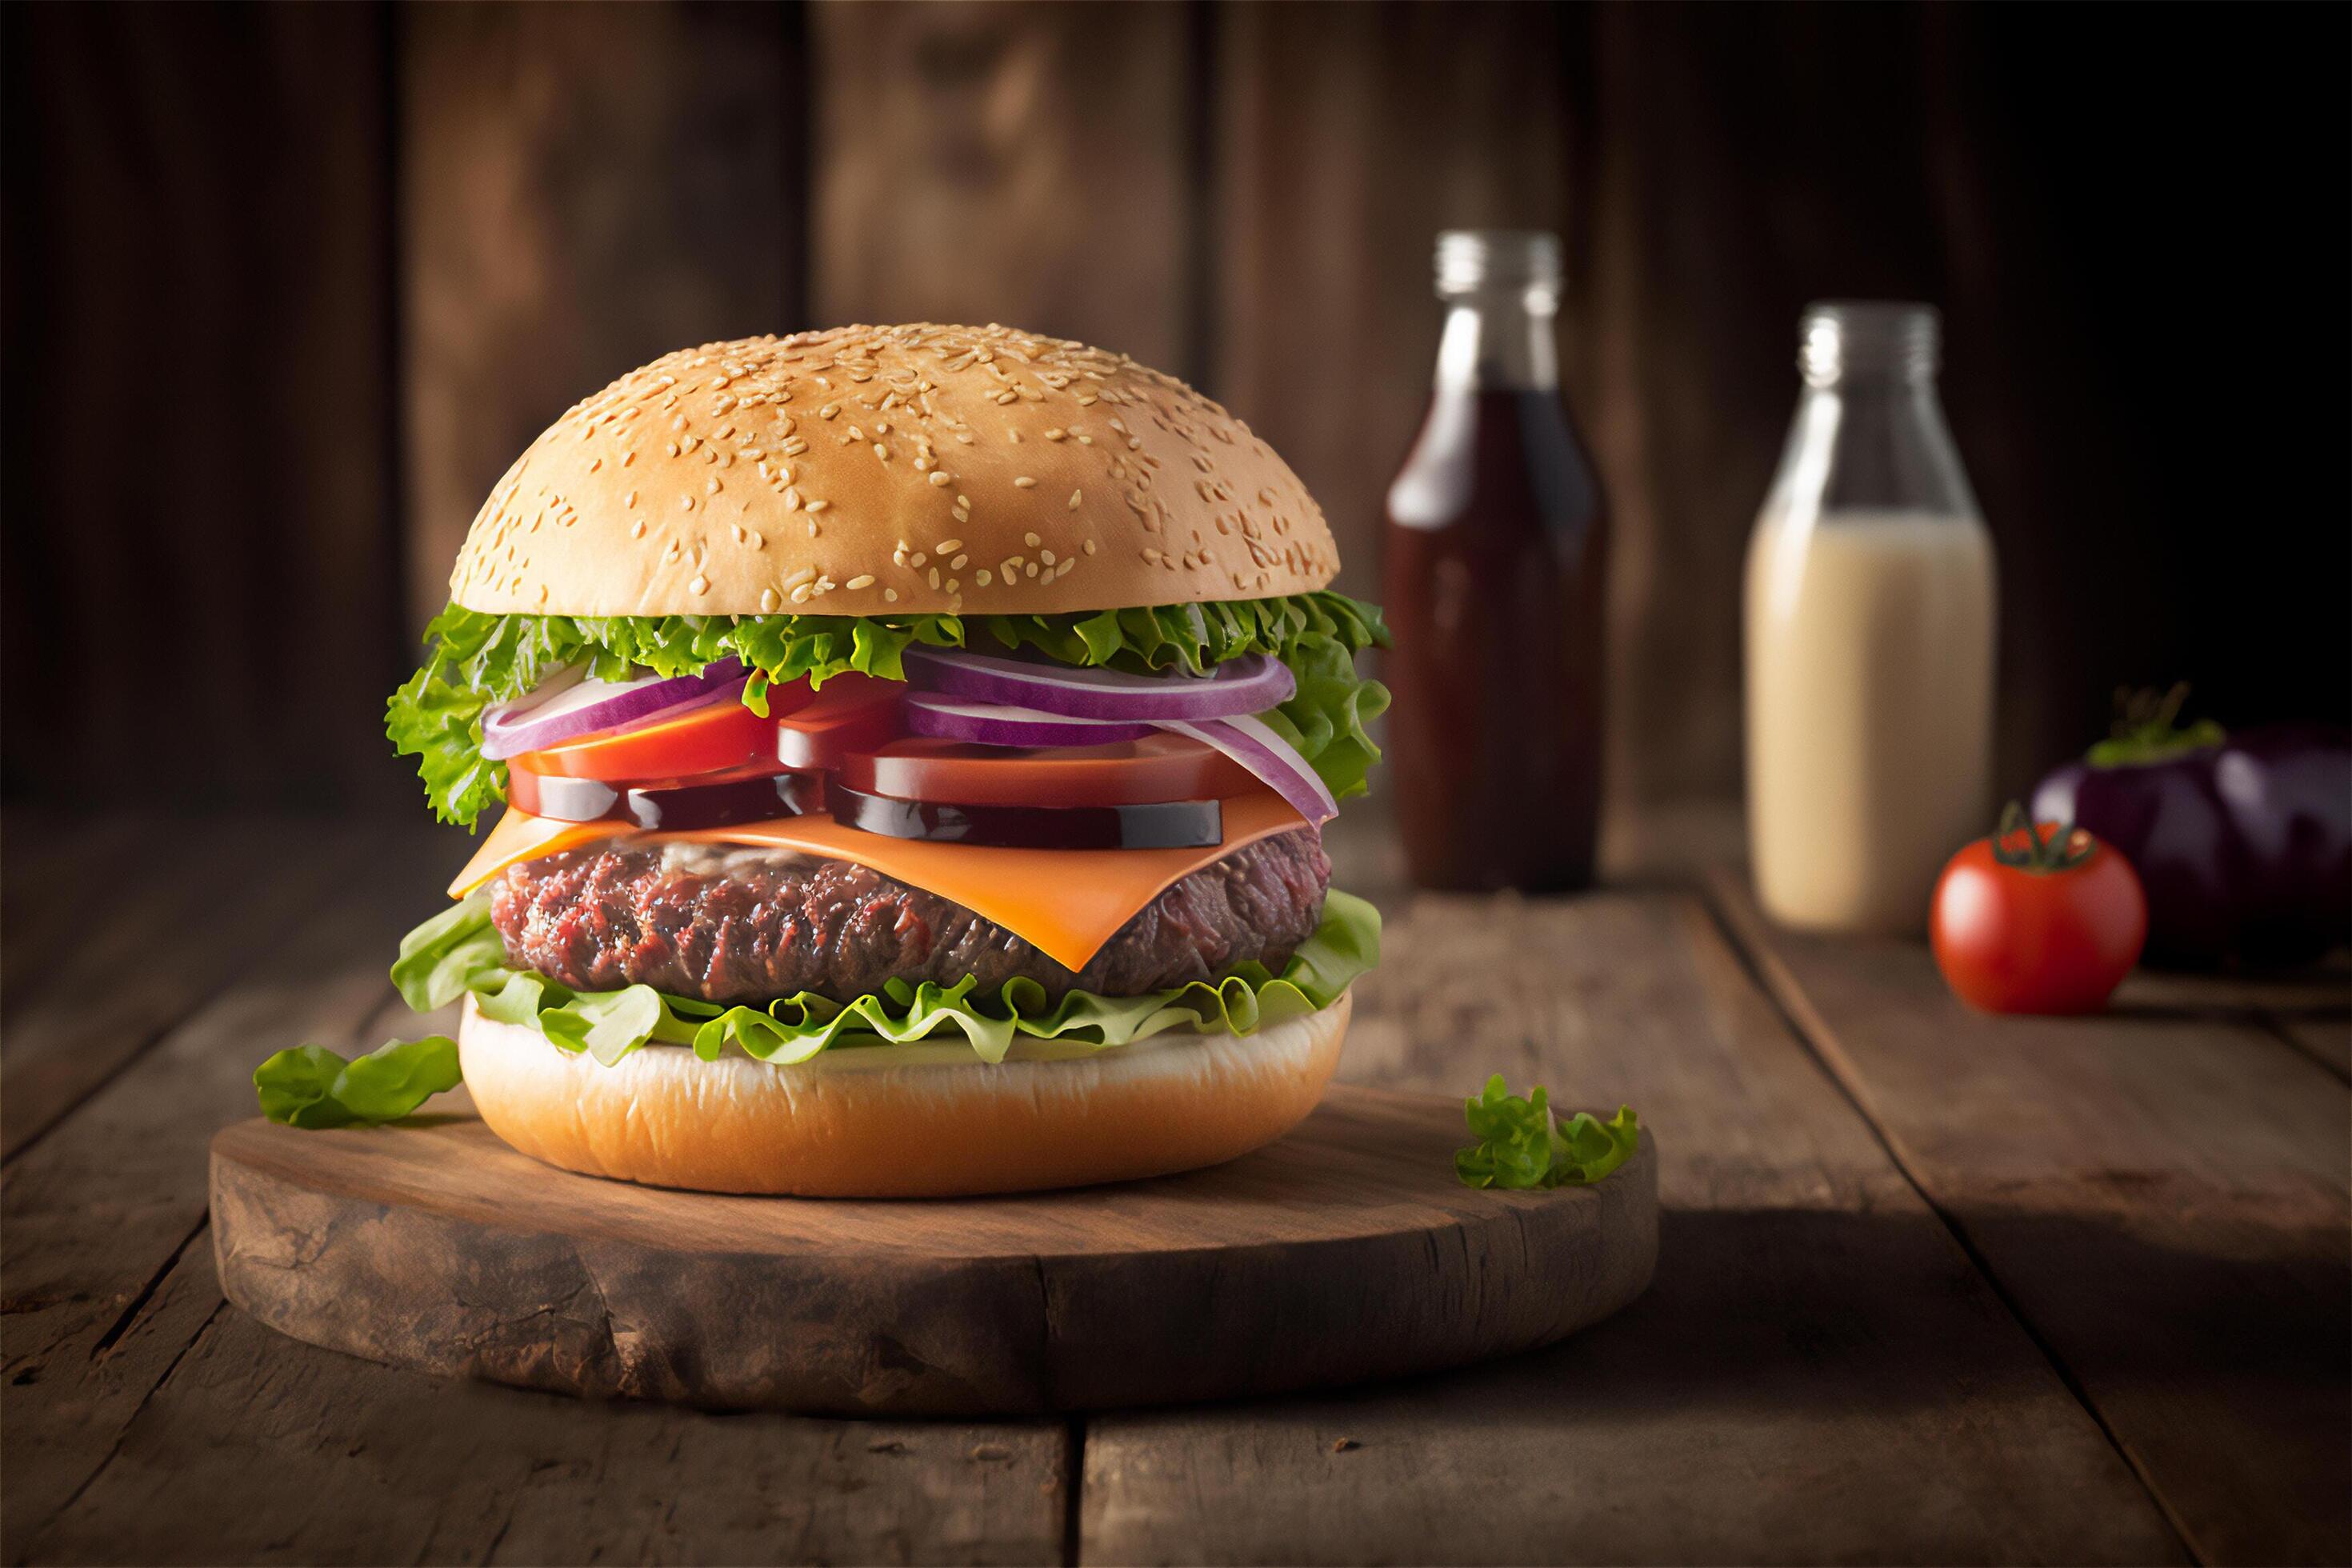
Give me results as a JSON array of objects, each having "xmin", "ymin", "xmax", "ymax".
[
  {"xmin": 1710, "ymin": 867, "xmax": 2352, "ymax": 1566},
  {"xmin": 398, "ymin": 2, "xmax": 799, "ymax": 634},
  {"xmin": 1, "ymin": 830, "xmax": 448, "ymax": 1562},
  {"xmin": 811, "ymin": 0, "xmax": 1194, "ymax": 377},
  {"xmin": 4, "ymin": 825, "xmax": 1068, "ymax": 1566},
  {"xmin": 26, "ymin": 1247, "xmax": 1068, "ymax": 1568},
  {"xmin": 210, "ymin": 1086, "xmax": 1657, "ymax": 1417},
  {"xmin": 0, "ymin": 4, "xmax": 403, "ymax": 807},
  {"xmin": 2266, "ymin": 1012, "xmax": 2352, "ymax": 1082},
  {"xmin": 0, "ymin": 817, "xmax": 380, "ymax": 1160},
  {"xmin": 1080, "ymin": 890, "xmax": 2186, "ymax": 1565},
  {"xmin": 1211, "ymin": 0, "xmax": 1574, "ymax": 606}
]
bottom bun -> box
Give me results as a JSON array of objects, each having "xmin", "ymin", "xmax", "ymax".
[{"xmin": 458, "ymin": 992, "xmax": 1350, "ymax": 1197}]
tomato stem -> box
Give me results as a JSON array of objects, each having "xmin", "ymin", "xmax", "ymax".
[{"xmin": 1990, "ymin": 800, "xmax": 2095, "ymax": 874}]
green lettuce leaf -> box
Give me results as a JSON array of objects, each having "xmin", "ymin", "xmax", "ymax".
[
  {"xmin": 1454, "ymin": 1076, "xmax": 1640, "ymax": 1189},
  {"xmin": 387, "ymin": 593, "xmax": 1390, "ymax": 826},
  {"xmin": 253, "ymin": 891, "xmax": 1382, "ymax": 1124},
  {"xmin": 254, "ymin": 1037, "xmax": 462, "ymax": 1129}
]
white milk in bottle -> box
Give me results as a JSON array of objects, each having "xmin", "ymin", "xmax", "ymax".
[{"xmin": 1743, "ymin": 305, "xmax": 1997, "ymax": 934}]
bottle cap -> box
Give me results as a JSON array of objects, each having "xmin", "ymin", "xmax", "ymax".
[
  {"xmin": 1435, "ymin": 231, "xmax": 1562, "ymax": 298},
  {"xmin": 1801, "ymin": 302, "xmax": 1940, "ymax": 383}
]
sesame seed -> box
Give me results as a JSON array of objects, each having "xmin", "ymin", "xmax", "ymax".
[
  {"xmin": 630, "ymin": 519, "xmax": 647, "ymax": 538},
  {"xmin": 1026, "ymin": 562, "xmax": 1039, "ymax": 578},
  {"xmin": 1082, "ymin": 538, "xmax": 1098, "ymax": 555},
  {"xmin": 927, "ymin": 471, "xmax": 951, "ymax": 487},
  {"xmin": 976, "ymin": 569, "xmax": 993, "ymax": 586},
  {"xmin": 1040, "ymin": 549, "xmax": 1055, "ymax": 566},
  {"xmin": 946, "ymin": 578, "xmax": 959, "ymax": 594},
  {"xmin": 873, "ymin": 443, "xmax": 888, "ymax": 460},
  {"xmin": 1056, "ymin": 558, "xmax": 1074, "ymax": 578},
  {"xmin": 847, "ymin": 574, "xmax": 876, "ymax": 590},
  {"xmin": 1044, "ymin": 429, "xmax": 1066, "ymax": 442},
  {"xmin": 1014, "ymin": 476, "xmax": 1037, "ymax": 488},
  {"xmin": 706, "ymin": 477, "xmax": 722, "ymax": 494},
  {"xmin": 690, "ymin": 574, "xmax": 710, "ymax": 594},
  {"xmin": 950, "ymin": 553, "xmax": 968, "ymax": 570},
  {"xmin": 936, "ymin": 538, "xmax": 963, "ymax": 554},
  {"xmin": 1142, "ymin": 547, "xmax": 1162, "ymax": 564},
  {"xmin": 791, "ymin": 582, "xmax": 813, "ymax": 604},
  {"xmin": 625, "ymin": 490, "xmax": 638, "ymax": 507},
  {"xmin": 928, "ymin": 567, "xmax": 941, "ymax": 589},
  {"xmin": 820, "ymin": 404, "xmax": 839, "ymax": 419},
  {"xmin": 884, "ymin": 588, "xmax": 899, "ymax": 603},
  {"xmin": 1025, "ymin": 531, "xmax": 1042, "ymax": 546},
  {"xmin": 910, "ymin": 551, "xmax": 927, "ymax": 567},
  {"xmin": 1068, "ymin": 490, "xmax": 1082, "ymax": 509},
  {"xmin": 760, "ymin": 588, "xmax": 780, "ymax": 612},
  {"xmin": 806, "ymin": 499, "xmax": 830, "ymax": 513},
  {"xmin": 679, "ymin": 495, "xmax": 695, "ymax": 510}
]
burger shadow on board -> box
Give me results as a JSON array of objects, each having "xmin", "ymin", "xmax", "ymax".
[{"xmin": 1194, "ymin": 1202, "xmax": 2345, "ymax": 1424}]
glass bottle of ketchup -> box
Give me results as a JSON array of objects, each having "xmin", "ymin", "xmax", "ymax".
[{"xmin": 1382, "ymin": 230, "xmax": 1609, "ymax": 891}]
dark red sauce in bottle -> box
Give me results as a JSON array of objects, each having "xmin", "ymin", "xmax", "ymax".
[{"xmin": 1382, "ymin": 233, "xmax": 1609, "ymax": 891}]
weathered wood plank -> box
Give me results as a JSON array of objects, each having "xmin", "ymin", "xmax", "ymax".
[
  {"xmin": 1, "ymin": 826, "xmax": 448, "ymax": 1561},
  {"xmin": 399, "ymin": 2, "xmax": 798, "ymax": 633},
  {"xmin": 1212, "ymin": 1, "xmax": 1574, "ymax": 606},
  {"xmin": 0, "ymin": 811, "xmax": 154, "ymax": 1006},
  {"xmin": 810, "ymin": 0, "xmax": 1194, "ymax": 374},
  {"xmin": 2265, "ymin": 1011, "xmax": 2351, "ymax": 1081},
  {"xmin": 5, "ymin": 822, "xmax": 1069, "ymax": 1566},
  {"xmin": 1082, "ymin": 891, "xmax": 2186, "ymax": 1564},
  {"xmin": 0, "ymin": 4, "xmax": 403, "ymax": 808},
  {"xmin": 28, "ymin": 1245, "xmax": 1066, "ymax": 1568},
  {"xmin": 1710, "ymin": 867, "xmax": 2352, "ymax": 1566},
  {"xmin": 0, "ymin": 818, "xmax": 381, "ymax": 1160}
]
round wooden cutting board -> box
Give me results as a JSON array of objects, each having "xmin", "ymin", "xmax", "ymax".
[{"xmin": 208, "ymin": 1084, "xmax": 1658, "ymax": 1416}]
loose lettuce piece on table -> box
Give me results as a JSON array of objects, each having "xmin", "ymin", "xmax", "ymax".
[
  {"xmin": 254, "ymin": 1037, "xmax": 462, "ymax": 1129},
  {"xmin": 1454, "ymin": 1076, "xmax": 1640, "ymax": 1190}
]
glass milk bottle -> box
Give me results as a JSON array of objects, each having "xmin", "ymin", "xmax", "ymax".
[
  {"xmin": 1744, "ymin": 302, "xmax": 1996, "ymax": 934},
  {"xmin": 1383, "ymin": 231, "xmax": 1610, "ymax": 891}
]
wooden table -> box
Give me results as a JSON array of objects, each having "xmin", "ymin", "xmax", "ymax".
[{"xmin": 5, "ymin": 806, "xmax": 2346, "ymax": 1566}]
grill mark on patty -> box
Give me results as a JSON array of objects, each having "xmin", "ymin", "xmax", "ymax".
[{"xmin": 488, "ymin": 828, "xmax": 1333, "ymax": 1005}]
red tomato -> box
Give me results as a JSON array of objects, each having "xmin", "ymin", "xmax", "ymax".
[
  {"xmin": 775, "ymin": 674, "xmax": 904, "ymax": 769},
  {"xmin": 517, "ymin": 683, "xmax": 809, "ymax": 781},
  {"xmin": 1931, "ymin": 810, "xmax": 2148, "ymax": 1014},
  {"xmin": 841, "ymin": 734, "xmax": 1255, "ymax": 807}
]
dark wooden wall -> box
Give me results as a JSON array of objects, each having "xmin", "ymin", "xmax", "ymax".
[{"xmin": 6, "ymin": 1, "xmax": 2346, "ymax": 817}]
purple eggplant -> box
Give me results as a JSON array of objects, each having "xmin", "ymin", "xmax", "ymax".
[{"xmin": 2033, "ymin": 692, "xmax": 2350, "ymax": 969}]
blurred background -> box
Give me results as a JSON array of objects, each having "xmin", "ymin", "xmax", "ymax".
[{"xmin": 5, "ymin": 0, "xmax": 2346, "ymax": 825}]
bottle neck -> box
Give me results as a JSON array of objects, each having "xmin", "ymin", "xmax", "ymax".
[{"xmin": 1434, "ymin": 293, "xmax": 1558, "ymax": 393}]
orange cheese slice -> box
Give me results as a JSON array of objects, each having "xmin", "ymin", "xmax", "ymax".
[{"xmin": 449, "ymin": 790, "xmax": 1308, "ymax": 972}]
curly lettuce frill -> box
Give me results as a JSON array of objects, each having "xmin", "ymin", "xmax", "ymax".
[{"xmin": 393, "ymin": 887, "xmax": 1381, "ymax": 1070}]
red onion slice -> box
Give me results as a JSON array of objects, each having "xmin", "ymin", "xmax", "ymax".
[
  {"xmin": 481, "ymin": 658, "xmax": 748, "ymax": 761},
  {"xmin": 900, "ymin": 646, "xmax": 1294, "ymax": 722},
  {"xmin": 1158, "ymin": 714, "xmax": 1337, "ymax": 826},
  {"xmin": 902, "ymin": 692, "xmax": 1157, "ymax": 748}
]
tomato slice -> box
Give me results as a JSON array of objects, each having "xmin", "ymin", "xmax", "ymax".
[
  {"xmin": 839, "ymin": 733, "xmax": 1256, "ymax": 807},
  {"xmin": 776, "ymin": 674, "xmax": 906, "ymax": 770},
  {"xmin": 518, "ymin": 681, "xmax": 814, "ymax": 781}
]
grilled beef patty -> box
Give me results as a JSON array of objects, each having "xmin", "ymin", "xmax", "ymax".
[{"xmin": 488, "ymin": 828, "xmax": 1332, "ymax": 1005}]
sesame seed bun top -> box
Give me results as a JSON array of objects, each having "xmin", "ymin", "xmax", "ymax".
[{"xmin": 448, "ymin": 324, "xmax": 1340, "ymax": 618}]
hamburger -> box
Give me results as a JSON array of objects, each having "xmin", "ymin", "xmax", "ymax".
[{"xmin": 255, "ymin": 323, "xmax": 1387, "ymax": 1196}]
